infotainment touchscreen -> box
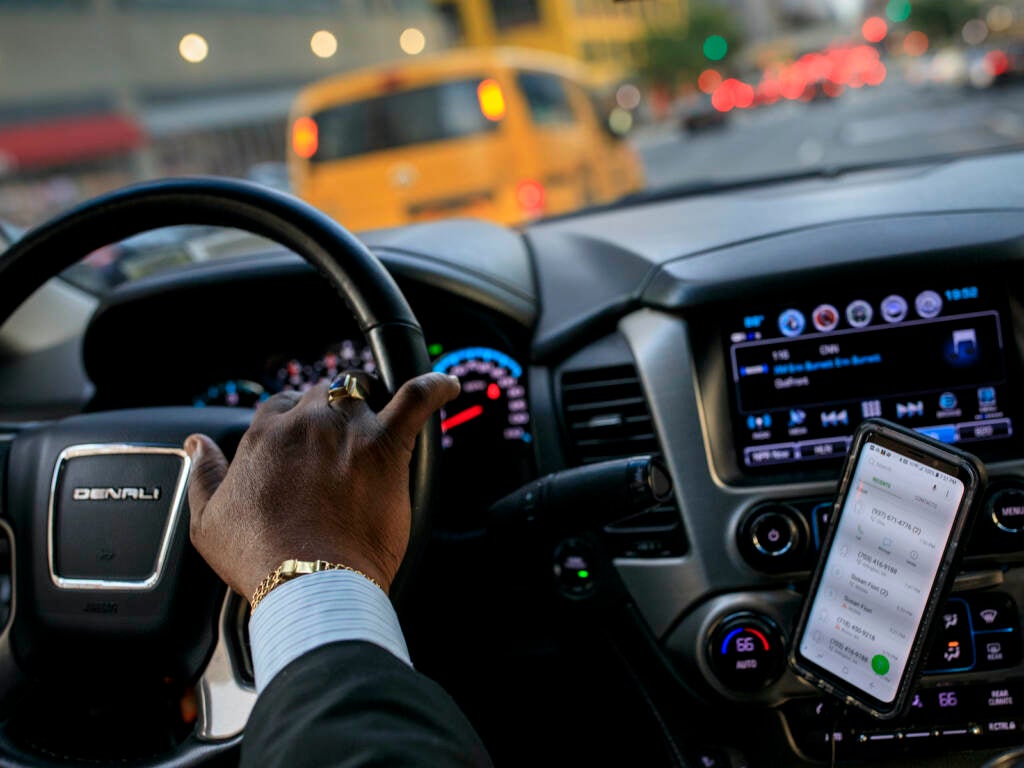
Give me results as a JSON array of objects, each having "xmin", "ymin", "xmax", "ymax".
[{"xmin": 725, "ymin": 285, "xmax": 1017, "ymax": 472}]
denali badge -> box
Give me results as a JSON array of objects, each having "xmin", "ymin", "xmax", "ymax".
[{"xmin": 72, "ymin": 487, "xmax": 161, "ymax": 501}]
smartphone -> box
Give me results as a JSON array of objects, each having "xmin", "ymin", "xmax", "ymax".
[{"xmin": 789, "ymin": 419, "xmax": 986, "ymax": 719}]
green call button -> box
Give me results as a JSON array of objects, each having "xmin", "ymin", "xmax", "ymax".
[{"xmin": 871, "ymin": 654, "xmax": 890, "ymax": 675}]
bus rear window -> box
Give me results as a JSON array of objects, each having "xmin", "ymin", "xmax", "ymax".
[{"xmin": 311, "ymin": 79, "xmax": 498, "ymax": 162}]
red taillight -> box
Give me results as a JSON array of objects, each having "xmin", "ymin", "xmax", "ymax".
[
  {"xmin": 292, "ymin": 117, "xmax": 318, "ymax": 159},
  {"xmin": 986, "ymin": 50, "xmax": 1010, "ymax": 77},
  {"xmin": 515, "ymin": 179, "xmax": 545, "ymax": 215}
]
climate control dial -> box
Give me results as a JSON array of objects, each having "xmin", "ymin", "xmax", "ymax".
[{"xmin": 708, "ymin": 612, "xmax": 786, "ymax": 692}]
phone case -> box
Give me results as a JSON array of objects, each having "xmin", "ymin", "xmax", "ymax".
[{"xmin": 788, "ymin": 418, "xmax": 986, "ymax": 719}]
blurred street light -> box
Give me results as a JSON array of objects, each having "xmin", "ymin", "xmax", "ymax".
[
  {"xmin": 400, "ymin": 28, "xmax": 426, "ymax": 55},
  {"xmin": 310, "ymin": 30, "xmax": 338, "ymax": 59},
  {"xmin": 178, "ymin": 33, "xmax": 209, "ymax": 64}
]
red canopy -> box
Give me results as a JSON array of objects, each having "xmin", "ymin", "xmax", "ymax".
[{"xmin": 0, "ymin": 114, "xmax": 145, "ymax": 171}]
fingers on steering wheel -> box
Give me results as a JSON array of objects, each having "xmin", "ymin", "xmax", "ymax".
[
  {"xmin": 183, "ymin": 433, "xmax": 229, "ymax": 528},
  {"xmin": 378, "ymin": 372, "xmax": 461, "ymax": 452}
]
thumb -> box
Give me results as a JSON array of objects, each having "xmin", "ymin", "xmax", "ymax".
[
  {"xmin": 184, "ymin": 433, "xmax": 229, "ymax": 525},
  {"xmin": 379, "ymin": 372, "xmax": 461, "ymax": 451}
]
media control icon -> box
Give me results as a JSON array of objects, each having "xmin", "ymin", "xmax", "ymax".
[
  {"xmin": 778, "ymin": 309, "xmax": 806, "ymax": 337},
  {"xmin": 747, "ymin": 414, "xmax": 772, "ymax": 431},
  {"xmin": 896, "ymin": 401, "xmax": 924, "ymax": 419},
  {"xmin": 845, "ymin": 300, "xmax": 873, "ymax": 328},
  {"xmin": 812, "ymin": 304, "xmax": 839, "ymax": 332},
  {"xmin": 881, "ymin": 294, "xmax": 908, "ymax": 323},
  {"xmin": 821, "ymin": 410, "xmax": 849, "ymax": 428},
  {"xmin": 915, "ymin": 290, "xmax": 943, "ymax": 318},
  {"xmin": 861, "ymin": 400, "xmax": 882, "ymax": 418}
]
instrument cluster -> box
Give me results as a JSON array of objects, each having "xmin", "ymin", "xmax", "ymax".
[{"xmin": 193, "ymin": 341, "xmax": 533, "ymax": 525}]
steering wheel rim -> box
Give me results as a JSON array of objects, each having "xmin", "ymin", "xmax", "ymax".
[{"xmin": 0, "ymin": 177, "xmax": 440, "ymax": 766}]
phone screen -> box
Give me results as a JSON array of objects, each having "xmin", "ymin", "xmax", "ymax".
[{"xmin": 797, "ymin": 438, "xmax": 966, "ymax": 706}]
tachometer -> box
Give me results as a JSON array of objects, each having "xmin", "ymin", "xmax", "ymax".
[{"xmin": 273, "ymin": 340, "xmax": 376, "ymax": 393}]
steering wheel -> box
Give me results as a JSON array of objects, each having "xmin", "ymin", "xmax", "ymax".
[{"xmin": 0, "ymin": 178, "xmax": 439, "ymax": 766}]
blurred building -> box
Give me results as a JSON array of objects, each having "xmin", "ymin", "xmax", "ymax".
[
  {"xmin": 433, "ymin": 0, "xmax": 688, "ymax": 82},
  {"xmin": 0, "ymin": 0, "xmax": 444, "ymax": 225},
  {"xmin": 712, "ymin": 0, "xmax": 836, "ymax": 41}
]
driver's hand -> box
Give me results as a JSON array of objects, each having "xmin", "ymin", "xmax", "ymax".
[{"xmin": 183, "ymin": 373, "xmax": 460, "ymax": 602}]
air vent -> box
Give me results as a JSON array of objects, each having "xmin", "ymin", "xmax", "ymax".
[{"xmin": 561, "ymin": 364, "xmax": 660, "ymax": 465}]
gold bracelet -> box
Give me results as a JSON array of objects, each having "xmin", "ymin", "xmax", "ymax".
[{"xmin": 250, "ymin": 558, "xmax": 383, "ymax": 611}]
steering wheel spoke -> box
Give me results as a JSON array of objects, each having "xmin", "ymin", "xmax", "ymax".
[{"xmin": 195, "ymin": 590, "xmax": 257, "ymax": 741}]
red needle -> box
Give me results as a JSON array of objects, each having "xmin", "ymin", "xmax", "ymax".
[{"xmin": 441, "ymin": 404, "xmax": 484, "ymax": 432}]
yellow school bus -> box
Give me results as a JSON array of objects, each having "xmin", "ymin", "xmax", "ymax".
[{"xmin": 287, "ymin": 48, "xmax": 645, "ymax": 231}]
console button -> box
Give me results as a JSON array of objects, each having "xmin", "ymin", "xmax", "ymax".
[
  {"xmin": 811, "ymin": 502, "xmax": 833, "ymax": 550},
  {"xmin": 969, "ymin": 592, "xmax": 1018, "ymax": 632},
  {"xmin": 708, "ymin": 613, "xmax": 785, "ymax": 691},
  {"xmin": 982, "ymin": 718, "xmax": 1021, "ymax": 737},
  {"xmin": 751, "ymin": 512, "xmax": 797, "ymax": 556},
  {"xmin": 739, "ymin": 504, "xmax": 807, "ymax": 572},
  {"xmin": 971, "ymin": 683, "xmax": 1020, "ymax": 712},
  {"xmin": 973, "ymin": 630, "xmax": 1021, "ymax": 670},
  {"xmin": 988, "ymin": 487, "xmax": 1024, "ymax": 534},
  {"xmin": 905, "ymin": 690, "xmax": 931, "ymax": 723},
  {"xmin": 744, "ymin": 444, "xmax": 797, "ymax": 467},
  {"xmin": 924, "ymin": 599, "xmax": 975, "ymax": 673}
]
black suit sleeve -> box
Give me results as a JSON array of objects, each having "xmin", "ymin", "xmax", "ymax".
[{"xmin": 240, "ymin": 641, "xmax": 492, "ymax": 768}]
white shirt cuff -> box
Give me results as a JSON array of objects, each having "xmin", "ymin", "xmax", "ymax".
[{"xmin": 248, "ymin": 569, "xmax": 411, "ymax": 693}]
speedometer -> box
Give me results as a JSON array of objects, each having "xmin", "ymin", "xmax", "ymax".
[
  {"xmin": 433, "ymin": 347, "xmax": 531, "ymax": 450},
  {"xmin": 432, "ymin": 347, "xmax": 533, "ymax": 529}
]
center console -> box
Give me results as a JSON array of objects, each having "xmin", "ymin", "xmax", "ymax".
[{"xmin": 675, "ymin": 278, "xmax": 1024, "ymax": 764}]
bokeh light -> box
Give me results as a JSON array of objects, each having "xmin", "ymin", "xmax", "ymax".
[
  {"xmin": 861, "ymin": 17, "xmax": 888, "ymax": 44},
  {"xmin": 608, "ymin": 108, "xmax": 633, "ymax": 135},
  {"xmin": 400, "ymin": 27, "xmax": 426, "ymax": 55},
  {"xmin": 985, "ymin": 49, "xmax": 1010, "ymax": 77},
  {"xmin": 987, "ymin": 5, "xmax": 1014, "ymax": 32},
  {"xmin": 615, "ymin": 83, "xmax": 641, "ymax": 111},
  {"xmin": 903, "ymin": 30, "xmax": 929, "ymax": 57},
  {"xmin": 886, "ymin": 0, "xmax": 912, "ymax": 23},
  {"xmin": 310, "ymin": 30, "xmax": 338, "ymax": 59},
  {"xmin": 703, "ymin": 35, "xmax": 729, "ymax": 61},
  {"xmin": 698, "ymin": 69, "xmax": 723, "ymax": 94},
  {"xmin": 961, "ymin": 19, "xmax": 988, "ymax": 46},
  {"xmin": 178, "ymin": 33, "xmax": 209, "ymax": 64}
]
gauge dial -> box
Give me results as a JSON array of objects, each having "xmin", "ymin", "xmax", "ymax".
[
  {"xmin": 193, "ymin": 380, "xmax": 267, "ymax": 408},
  {"xmin": 433, "ymin": 347, "xmax": 532, "ymax": 450},
  {"xmin": 273, "ymin": 340, "xmax": 376, "ymax": 393},
  {"xmin": 432, "ymin": 347, "xmax": 533, "ymax": 529}
]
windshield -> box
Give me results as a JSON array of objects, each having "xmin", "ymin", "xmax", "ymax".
[{"xmin": 1, "ymin": 0, "xmax": 1022, "ymax": 291}]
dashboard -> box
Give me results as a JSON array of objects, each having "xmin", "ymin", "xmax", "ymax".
[{"xmin": 7, "ymin": 150, "xmax": 1024, "ymax": 767}]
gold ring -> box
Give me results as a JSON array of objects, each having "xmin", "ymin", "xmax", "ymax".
[{"xmin": 327, "ymin": 373, "xmax": 366, "ymax": 406}]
